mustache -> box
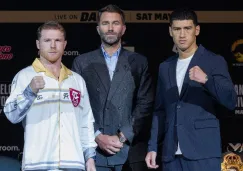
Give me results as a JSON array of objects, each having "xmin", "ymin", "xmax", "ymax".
[{"xmin": 105, "ymin": 31, "xmax": 117, "ymax": 35}]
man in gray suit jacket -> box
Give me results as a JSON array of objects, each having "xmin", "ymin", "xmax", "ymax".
[{"xmin": 72, "ymin": 4, "xmax": 154, "ymax": 171}]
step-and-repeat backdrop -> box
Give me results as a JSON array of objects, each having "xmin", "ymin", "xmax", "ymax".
[{"xmin": 0, "ymin": 10, "xmax": 243, "ymax": 170}]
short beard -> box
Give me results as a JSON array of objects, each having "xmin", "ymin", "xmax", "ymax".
[
  {"xmin": 100, "ymin": 32, "xmax": 121, "ymax": 46},
  {"xmin": 102, "ymin": 37, "xmax": 120, "ymax": 46}
]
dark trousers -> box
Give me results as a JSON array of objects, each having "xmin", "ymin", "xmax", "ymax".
[
  {"xmin": 96, "ymin": 161, "xmax": 150, "ymax": 171},
  {"xmin": 162, "ymin": 155, "xmax": 221, "ymax": 171},
  {"xmin": 27, "ymin": 169, "xmax": 84, "ymax": 171}
]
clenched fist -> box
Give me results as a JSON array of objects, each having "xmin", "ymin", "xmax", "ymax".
[
  {"xmin": 189, "ymin": 66, "xmax": 208, "ymax": 84},
  {"xmin": 30, "ymin": 76, "xmax": 45, "ymax": 94}
]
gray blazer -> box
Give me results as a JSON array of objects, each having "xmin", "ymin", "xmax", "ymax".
[{"xmin": 72, "ymin": 48, "xmax": 154, "ymax": 166}]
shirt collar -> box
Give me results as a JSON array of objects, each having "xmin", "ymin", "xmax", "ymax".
[
  {"xmin": 101, "ymin": 45, "xmax": 121, "ymax": 59},
  {"xmin": 32, "ymin": 58, "xmax": 72, "ymax": 82}
]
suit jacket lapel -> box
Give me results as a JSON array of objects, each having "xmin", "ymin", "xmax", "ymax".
[
  {"xmin": 179, "ymin": 45, "xmax": 203, "ymax": 99},
  {"xmin": 91, "ymin": 49, "xmax": 111, "ymax": 93},
  {"xmin": 169, "ymin": 56, "xmax": 180, "ymax": 99},
  {"xmin": 107, "ymin": 49, "xmax": 130, "ymax": 101}
]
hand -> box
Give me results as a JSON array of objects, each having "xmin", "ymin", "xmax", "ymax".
[
  {"xmin": 86, "ymin": 158, "xmax": 96, "ymax": 171},
  {"xmin": 30, "ymin": 76, "xmax": 45, "ymax": 93},
  {"xmin": 189, "ymin": 66, "xmax": 207, "ymax": 84},
  {"xmin": 95, "ymin": 134, "xmax": 123, "ymax": 155},
  {"xmin": 145, "ymin": 151, "xmax": 159, "ymax": 169},
  {"xmin": 118, "ymin": 132, "xmax": 127, "ymax": 143}
]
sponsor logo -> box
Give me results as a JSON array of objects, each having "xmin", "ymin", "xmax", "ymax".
[
  {"xmin": 80, "ymin": 12, "xmax": 97, "ymax": 22},
  {"xmin": 0, "ymin": 145, "xmax": 20, "ymax": 151},
  {"xmin": 0, "ymin": 46, "xmax": 13, "ymax": 60},
  {"xmin": 232, "ymin": 39, "xmax": 243, "ymax": 66},
  {"xmin": 221, "ymin": 152, "xmax": 243, "ymax": 171},
  {"xmin": 63, "ymin": 50, "xmax": 80, "ymax": 57},
  {"xmin": 234, "ymin": 84, "xmax": 243, "ymax": 115},
  {"xmin": 227, "ymin": 143, "xmax": 243, "ymax": 153},
  {"xmin": 69, "ymin": 88, "xmax": 81, "ymax": 107},
  {"xmin": 0, "ymin": 82, "xmax": 11, "ymax": 116}
]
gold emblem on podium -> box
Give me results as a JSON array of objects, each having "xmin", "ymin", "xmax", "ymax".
[{"xmin": 221, "ymin": 153, "xmax": 243, "ymax": 171}]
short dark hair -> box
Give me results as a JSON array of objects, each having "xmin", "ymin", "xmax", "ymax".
[
  {"xmin": 37, "ymin": 20, "xmax": 66, "ymax": 40},
  {"xmin": 170, "ymin": 8, "xmax": 198, "ymax": 26},
  {"xmin": 97, "ymin": 4, "xmax": 125, "ymax": 24}
]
